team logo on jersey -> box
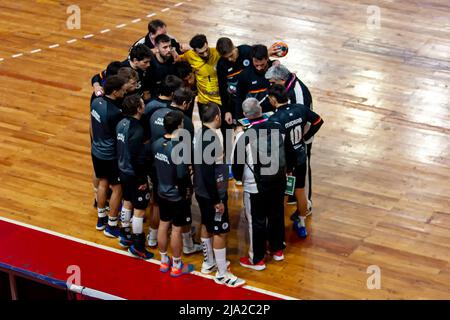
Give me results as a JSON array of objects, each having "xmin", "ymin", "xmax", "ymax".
[
  {"xmin": 252, "ymin": 80, "xmax": 257, "ymax": 85},
  {"xmin": 117, "ymin": 133, "xmax": 125, "ymax": 142},
  {"xmin": 222, "ymin": 223, "xmax": 229, "ymax": 230},
  {"xmin": 243, "ymin": 59, "xmax": 250, "ymax": 67},
  {"xmin": 138, "ymin": 197, "xmax": 143, "ymax": 202},
  {"xmin": 145, "ymin": 193, "xmax": 150, "ymax": 200},
  {"xmin": 186, "ymin": 217, "xmax": 191, "ymax": 222},
  {"xmin": 214, "ymin": 226, "xmax": 219, "ymax": 231}
]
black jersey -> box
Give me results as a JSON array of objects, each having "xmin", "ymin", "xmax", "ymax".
[
  {"xmin": 193, "ymin": 125, "xmax": 228, "ymax": 204},
  {"xmin": 148, "ymin": 55, "xmax": 177, "ymax": 98},
  {"xmin": 269, "ymin": 103, "xmax": 322, "ymax": 169},
  {"xmin": 116, "ymin": 117, "xmax": 147, "ymax": 182},
  {"xmin": 235, "ymin": 60, "xmax": 274, "ymax": 119},
  {"xmin": 217, "ymin": 45, "xmax": 253, "ymax": 117},
  {"xmin": 284, "ymin": 73, "xmax": 313, "ymax": 110},
  {"xmin": 148, "ymin": 105, "xmax": 194, "ymax": 143},
  {"xmin": 91, "ymin": 96, "xmax": 123, "ymax": 160},
  {"xmin": 131, "ymin": 34, "xmax": 182, "ymax": 55},
  {"xmin": 152, "ymin": 137, "xmax": 191, "ymax": 201}
]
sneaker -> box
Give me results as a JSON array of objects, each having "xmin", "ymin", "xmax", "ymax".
[
  {"xmin": 201, "ymin": 260, "xmax": 231, "ymax": 274},
  {"xmin": 235, "ymin": 180, "xmax": 243, "ymax": 186},
  {"xmin": 287, "ymin": 195, "xmax": 296, "ymax": 205},
  {"xmin": 128, "ymin": 245, "xmax": 154, "ymax": 260},
  {"xmin": 290, "ymin": 210, "xmax": 300, "ymax": 222},
  {"xmin": 270, "ymin": 250, "xmax": 285, "ymax": 261},
  {"xmin": 293, "ymin": 221, "xmax": 308, "ymax": 238},
  {"xmin": 146, "ymin": 234, "xmax": 158, "ymax": 248},
  {"xmin": 96, "ymin": 216, "xmax": 108, "ymax": 231},
  {"xmin": 239, "ymin": 257, "xmax": 266, "ymax": 271},
  {"xmin": 170, "ymin": 262, "xmax": 194, "ymax": 277},
  {"xmin": 160, "ymin": 258, "xmax": 172, "ymax": 273},
  {"xmin": 183, "ymin": 243, "xmax": 203, "ymax": 255},
  {"xmin": 119, "ymin": 230, "xmax": 133, "ymax": 248},
  {"xmin": 214, "ymin": 271, "xmax": 246, "ymax": 288},
  {"xmin": 103, "ymin": 225, "xmax": 120, "ymax": 238}
]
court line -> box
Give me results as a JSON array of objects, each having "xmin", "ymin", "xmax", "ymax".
[
  {"xmin": 0, "ymin": 1, "xmax": 188, "ymax": 64},
  {"xmin": 0, "ymin": 216, "xmax": 297, "ymax": 300}
]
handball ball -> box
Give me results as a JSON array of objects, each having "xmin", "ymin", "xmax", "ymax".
[{"xmin": 272, "ymin": 41, "xmax": 289, "ymax": 57}]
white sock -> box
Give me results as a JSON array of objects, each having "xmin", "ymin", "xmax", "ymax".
[
  {"xmin": 160, "ymin": 251, "xmax": 169, "ymax": 264},
  {"xmin": 201, "ymin": 237, "xmax": 214, "ymax": 265},
  {"xmin": 173, "ymin": 256, "xmax": 182, "ymax": 269},
  {"xmin": 108, "ymin": 215, "xmax": 118, "ymax": 227},
  {"xmin": 299, "ymin": 216, "xmax": 306, "ymax": 227},
  {"xmin": 120, "ymin": 208, "xmax": 132, "ymax": 228},
  {"xmin": 132, "ymin": 216, "xmax": 144, "ymax": 234},
  {"xmin": 182, "ymin": 232, "xmax": 194, "ymax": 248},
  {"xmin": 149, "ymin": 228, "xmax": 158, "ymax": 241},
  {"xmin": 213, "ymin": 248, "xmax": 227, "ymax": 277},
  {"xmin": 97, "ymin": 207, "xmax": 107, "ymax": 218}
]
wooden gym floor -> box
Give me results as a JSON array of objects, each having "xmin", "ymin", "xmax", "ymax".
[{"xmin": 0, "ymin": 0, "xmax": 449, "ymax": 299}]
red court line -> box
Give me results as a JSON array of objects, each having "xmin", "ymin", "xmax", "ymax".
[{"xmin": 0, "ymin": 219, "xmax": 281, "ymax": 300}]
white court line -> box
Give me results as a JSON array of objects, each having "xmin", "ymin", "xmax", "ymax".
[
  {"xmin": 131, "ymin": 18, "xmax": 142, "ymax": 23},
  {"xmin": 147, "ymin": 13, "xmax": 157, "ymax": 18},
  {"xmin": 116, "ymin": 23, "xmax": 127, "ymax": 29},
  {"xmin": 100, "ymin": 29, "xmax": 111, "ymax": 34},
  {"xmin": 0, "ymin": 216, "xmax": 297, "ymax": 300},
  {"xmin": 66, "ymin": 39, "xmax": 77, "ymax": 44},
  {"xmin": 161, "ymin": 8, "xmax": 170, "ymax": 12},
  {"xmin": 48, "ymin": 44, "xmax": 60, "ymax": 49},
  {"xmin": 30, "ymin": 49, "xmax": 42, "ymax": 54},
  {"xmin": 83, "ymin": 34, "xmax": 94, "ymax": 39},
  {"xmin": 174, "ymin": 2, "xmax": 184, "ymax": 7},
  {"xmin": 12, "ymin": 53, "xmax": 23, "ymax": 58}
]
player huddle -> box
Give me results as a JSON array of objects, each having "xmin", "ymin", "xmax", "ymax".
[{"xmin": 90, "ymin": 19, "xmax": 323, "ymax": 287}]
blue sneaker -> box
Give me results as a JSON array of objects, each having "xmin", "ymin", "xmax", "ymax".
[
  {"xmin": 170, "ymin": 262, "xmax": 194, "ymax": 277},
  {"xmin": 96, "ymin": 216, "xmax": 108, "ymax": 231},
  {"xmin": 128, "ymin": 245, "xmax": 154, "ymax": 260},
  {"xmin": 119, "ymin": 235, "xmax": 133, "ymax": 248},
  {"xmin": 104, "ymin": 225, "xmax": 120, "ymax": 238},
  {"xmin": 293, "ymin": 221, "xmax": 308, "ymax": 238}
]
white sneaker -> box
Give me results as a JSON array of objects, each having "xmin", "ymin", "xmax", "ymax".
[
  {"xmin": 183, "ymin": 243, "xmax": 203, "ymax": 255},
  {"xmin": 235, "ymin": 180, "xmax": 243, "ymax": 186},
  {"xmin": 214, "ymin": 271, "xmax": 246, "ymax": 288},
  {"xmin": 147, "ymin": 234, "xmax": 157, "ymax": 247},
  {"xmin": 201, "ymin": 260, "xmax": 230, "ymax": 274}
]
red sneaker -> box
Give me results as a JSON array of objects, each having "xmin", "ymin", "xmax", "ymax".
[
  {"xmin": 239, "ymin": 257, "xmax": 266, "ymax": 271},
  {"xmin": 270, "ymin": 250, "xmax": 285, "ymax": 261}
]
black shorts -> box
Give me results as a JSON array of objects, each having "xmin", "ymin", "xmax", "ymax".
[
  {"xmin": 195, "ymin": 195, "xmax": 230, "ymax": 234},
  {"xmin": 293, "ymin": 162, "xmax": 307, "ymax": 189},
  {"xmin": 92, "ymin": 154, "xmax": 120, "ymax": 185},
  {"xmin": 120, "ymin": 174, "xmax": 150, "ymax": 210},
  {"xmin": 159, "ymin": 197, "xmax": 191, "ymax": 227}
]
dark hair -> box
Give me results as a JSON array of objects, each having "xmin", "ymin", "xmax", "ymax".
[
  {"xmin": 164, "ymin": 110, "xmax": 184, "ymax": 134},
  {"xmin": 117, "ymin": 67, "xmax": 138, "ymax": 81},
  {"xmin": 103, "ymin": 75, "xmax": 127, "ymax": 95},
  {"xmin": 105, "ymin": 61, "xmax": 123, "ymax": 78},
  {"xmin": 130, "ymin": 44, "xmax": 152, "ymax": 62},
  {"xmin": 252, "ymin": 44, "xmax": 269, "ymax": 60},
  {"xmin": 160, "ymin": 75, "xmax": 183, "ymax": 97},
  {"xmin": 216, "ymin": 37, "xmax": 234, "ymax": 56},
  {"xmin": 148, "ymin": 19, "xmax": 166, "ymax": 35},
  {"xmin": 175, "ymin": 61, "xmax": 193, "ymax": 79},
  {"xmin": 172, "ymin": 87, "xmax": 194, "ymax": 106},
  {"xmin": 189, "ymin": 34, "xmax": 208, "ymax": 50},
  {"xmin": 155, "ymin": 34, "xmax": 171, "ymax": 46},
  {"xmin": 267, "ymin": 84, "xmax": 289, "ymax": 103},
  {"xmin": 122, "ymin": 94, "xmax": 142, "ymax": 116},
  {"xmin": 201, "ymin": 102, "xmax": 221, "ymax": 123}
]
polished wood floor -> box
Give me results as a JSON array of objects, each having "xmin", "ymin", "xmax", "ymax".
[{"xmin": 0, "ymin": 0, "xmax": 449, "ymax": 299}]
